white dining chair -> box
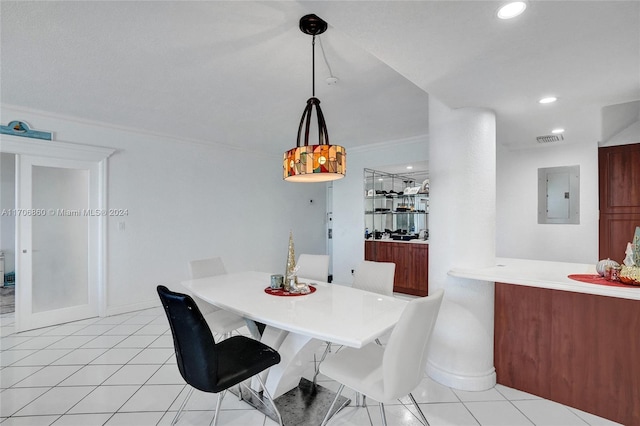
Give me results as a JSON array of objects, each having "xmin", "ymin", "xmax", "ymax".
[
  {"xmin": 296, "ymin": 253, "xmax": 330, "ymax": 283},
  {"xmin": 189, "ymin": 256, "xmax": 227, "ymax": 281},
  {"xmin": 297, "ymin": 253, "xmax": 331, "ymax": 383},
  {"xmin": 352, "ymin": 260, "xmax": 395, "ymax": 296},
  {"xmin": 314, "ymin": 259, "xmax": 396, "ymax": 382},
  {"xmin": 185, "ymin": 257, "xmax": 246, "ymax": 339},
  {"xmin": 320, "ymin": 288, "xmax": 444, "ymax": 426}
]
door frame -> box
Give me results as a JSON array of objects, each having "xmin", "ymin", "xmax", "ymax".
[{"xmin": 0, "ymin": 134, "xmax": 115, "ymax": 330}]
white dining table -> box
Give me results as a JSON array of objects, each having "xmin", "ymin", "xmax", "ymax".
[{"xmin": 180, "ymin": 271, "xmax": 408, "ymax": 400}]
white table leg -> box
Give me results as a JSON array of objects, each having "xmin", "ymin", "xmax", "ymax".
[{"xmin": 257, "ymin": 325, "xmax": 322, "ymax": 398}]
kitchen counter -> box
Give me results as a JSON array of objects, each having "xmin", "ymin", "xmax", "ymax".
[
  {"xmin": 449, "ymin": 257, "xmax": 639, "ymax": 425},
  {"xmin": 448, "ymin": 257, "xmax": 640, "ymax": 300}
]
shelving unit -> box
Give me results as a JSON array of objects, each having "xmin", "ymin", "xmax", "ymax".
[
  {"xmin": 364, "ymin": 168, "xmax": 428, "ymax": 239},
  {"xmin": 364, "ymin": 168, "xmax": 429, "ymax": 296}
]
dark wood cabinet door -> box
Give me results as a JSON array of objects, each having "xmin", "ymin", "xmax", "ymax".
[
  {"xmin": 495, "ymin": 283, "xmax": 640, "ymax": 426},
  {"xmin": 598, "ymin": 143, "xmax": 640, "ymax": 260},
  {"xmin": 600, "ymin": 213, "xmax": 639, "ymax": 262},
  {"xmin": 405, "ymin": 244, "xmax": 428, "ymax": 296},
  {"xmin": 364, "ymin": 240, "xmax": 375, "ymax": 260},
  {"xmin": 364, "ymin": 241, "xmax": 428, "ymax": 296},
  {"xmin": 390, "ymin": 243, "xmax": 408, "ymax": 289}
]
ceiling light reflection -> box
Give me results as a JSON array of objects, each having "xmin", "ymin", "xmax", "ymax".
[{"xmin": 497, "ymin": 1, "xmax": 527, "ymax": 19}]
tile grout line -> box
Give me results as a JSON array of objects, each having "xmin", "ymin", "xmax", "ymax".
[
  {"xmin": 1, "ymin": 310, "xmax": 156, "ymax": 422},
  {"xmin": 54, "ymin": 311, "xmax": 170, "ymax": 426},
  {"xmin": 2, "ymin": 307, "xmax": 621, "ymax": 426}
]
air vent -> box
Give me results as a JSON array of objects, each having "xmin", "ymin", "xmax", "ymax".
[{"xmin": 536, "ymin": 134, "xmax": 564, "ymax": 143}]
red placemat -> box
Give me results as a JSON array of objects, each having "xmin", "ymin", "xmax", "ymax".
[
  {"xmin": 567, "ymin": 274, "xmax": 635, "ymax": 288},
  {"xmin": 264, "ymin": 285, "xmax": 317, "ymax": 297}
]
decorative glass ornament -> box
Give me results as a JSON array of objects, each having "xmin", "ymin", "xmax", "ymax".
[{"xmin": 596, "ymin": 258, "xmax": 619, "ymax": 276}]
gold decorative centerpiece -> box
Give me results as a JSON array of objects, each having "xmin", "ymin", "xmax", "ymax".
[
  {"xmin": 284, "ymin": 231, "xmax": 298, "ymax": 291},
  {"xmin": 619, "ymin": 226, "xmax": 640, "ymax": 286}
]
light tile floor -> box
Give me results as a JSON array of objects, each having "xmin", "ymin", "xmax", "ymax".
[{"xmin": 0, "ymin": 308, "xmax": 622, "ymax": 426}]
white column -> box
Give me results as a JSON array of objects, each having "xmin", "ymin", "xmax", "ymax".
[{"xmin": 426, "ymin": 98, "xmax": 497, "ymax": 391}]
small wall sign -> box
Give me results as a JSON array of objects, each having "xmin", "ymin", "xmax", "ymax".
[{"xmin": 0, "ymin": 121, "xmax": 52, "ymax": 140}]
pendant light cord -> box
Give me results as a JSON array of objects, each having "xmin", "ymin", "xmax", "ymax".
[
  {"xmin": 312, "ymin": 35, "xmax": 335, "ymax": 96},
  {"xmin": 312, "ymin": 35, "xmax": 316, "ymax": 97},
  {"xmin": 318, "ymin": 36, "xmax": 335, "ymax": 80}
]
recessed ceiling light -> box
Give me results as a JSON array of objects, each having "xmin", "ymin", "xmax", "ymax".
[
  {"xmin": 497, "ymin": 1, "xmax": 527, "ymax": 19},
  {"xmin": 539, "ymin": 97, "xmax": 557, "ymax": 104},
  {"xmin": 551, "ymin": 128, "xmax": 565, "ymax": 134},
  {"xmin": 406, "ymin": 166, "xmax": 413, "ymax": 170}
]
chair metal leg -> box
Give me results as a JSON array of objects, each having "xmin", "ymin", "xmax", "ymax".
[
  {"xmin": 171, "ymin": 386, "xmax": 194, "ymax": 425},
  {"xmin": 408, "ymin": 392, "xmax": 430, "ymax": 426},
  {"xmin": 245, "ymin": 319, "xmax": 263, "ymax": 340},
  {"xmin": 210, "ymin": 389, "xmax": 227, "ymax": 426},
  {"xmin": 320, "ymin": 383, "xmax": 345, "ymax": 426},
  {"xmin": 379, "ymin": 402, "xmax": 388, "ymax": 426},
  {"xmin": 312, "ymin": 342, "xmax": 333, "ymax": 385},
  {"xmin": 255, "ymin": 374, "xmax": 284, "ymax": 426},
  {"xmin": 235, "ymin": 375, "xmax": 278, "ymax": 423}
]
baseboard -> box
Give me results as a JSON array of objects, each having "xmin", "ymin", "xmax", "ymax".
[
  {"xmin": 426, "ymin": 359, "xmax": 496, "ymax": 391},
  {"xmin": 104, "ymin": 299, "xmax": 160, "ymax": 317}
]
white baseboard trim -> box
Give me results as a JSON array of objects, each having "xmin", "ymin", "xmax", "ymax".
[
  {"xmin": 426, "ymin": 359, "xmax": 496, "ymax": 391},
  {"xmin": 104, "ymin": 299, "xmax": 160, "ymax": 317}
]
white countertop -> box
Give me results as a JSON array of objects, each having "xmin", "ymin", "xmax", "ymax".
[
  {"xmin": 365, "ymin": 238, "xmax": 429, "ymax": 244},
  {"xmin": 448, "ymin": 257, "xmax": 640, "ymax": 301}
]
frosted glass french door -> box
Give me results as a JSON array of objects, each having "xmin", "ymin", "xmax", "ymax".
[{"xmin": 16, "ymin": 155, "xmax": 100, "ymax": 331}]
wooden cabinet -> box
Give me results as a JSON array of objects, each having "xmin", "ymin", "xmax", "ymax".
[
  {"xmin": 495, "ymin": 283, "xmax": 640, "ymax": 426},
  {"xmin": 365, "ymin": 240, "xmax": 428, "ymax": 296},
  {"xmin": 599, "ymin": 143, "xmax": 640, "ymax": 261}
]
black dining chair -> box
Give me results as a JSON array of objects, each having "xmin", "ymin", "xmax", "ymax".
[{"xmin": 157, "ymin": 285, "xmax": 283, "ymax": 426}]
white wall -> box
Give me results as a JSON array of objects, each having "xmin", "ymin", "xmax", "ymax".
[
  {"xmin": 1, "ymin": 106, "xmax": 327, "ymax": 315},
  {"xmin": 3, "ymin": 99, "xmax": 613, "ymax": 316},
  {"xmin": 600, "ymin": 100, "xmax": 640, "ymax": 146},
  {"xmin": 331, "ymin": 135, "xmax": 428, "ymax": 285},
  {"xmin": 496, "ymin": 140, "xmax": 599, "ymax": 263},
  {"xmin": 600, "ymin": 120, "xmax": 640, "ymax": 147},
  {"xmin": 331, "ymin": 117, "xmax": 601, "ymax": 283}
]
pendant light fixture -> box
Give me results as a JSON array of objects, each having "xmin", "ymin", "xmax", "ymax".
[{"xmin": 283, "ymin": 14, "xmax": 346, "ymax": 182}]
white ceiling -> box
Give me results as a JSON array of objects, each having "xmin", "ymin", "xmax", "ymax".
[{"xmin": 2, "ymin": 1, "xmax": 638, "ymax": 157}]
